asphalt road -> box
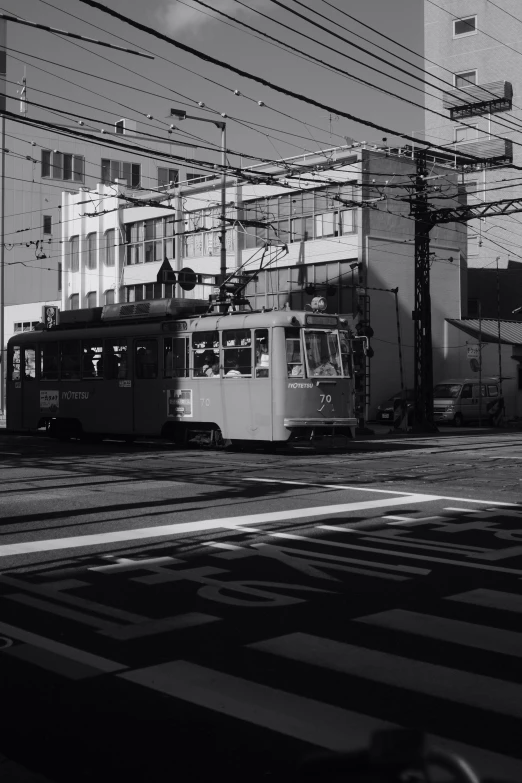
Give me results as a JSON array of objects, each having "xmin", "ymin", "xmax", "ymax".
[{"xmin": 1, "ymin": 428, "xmax": 522, "ymax": 783}]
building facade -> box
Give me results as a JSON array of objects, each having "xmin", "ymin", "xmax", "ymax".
[{"xmin": 424, "ymin": 0, "xmax": 519, "ymax": 272}]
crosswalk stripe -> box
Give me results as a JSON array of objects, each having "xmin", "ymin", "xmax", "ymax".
[
  {"xmin": 248, "ymin": 632, "xmax": 522, "ymax": 718},
  {"xmin": 119, "ymin": 659, "xmax": 522, "ymax": 778},
  {"xmin": 120, "ymin": 659, "xmax": 394, "ymax": 751},
  {"xmin": 447, "ymin": 588, "xmax": 522, "ymax": 614},
  {"xmin": 355, "ymin": 609, "xmax": 522, "ymax": 657}
]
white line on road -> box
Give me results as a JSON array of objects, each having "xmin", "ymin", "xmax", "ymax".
[
  {"xmin": 119, "ymin": 659, "xmax": 522, "ymax": 779},
  {"xmin": 249, "ymin": 632, "xmax": 522, "ymax": 718},
  {"xmin": 356, "ymin": 608, "xmax": 522, "ymax": 658},
  {"xmin": 447, "ymin": 588, "xmax": 522, "ymax": 614},
  {"xmin": 245, "ymin": 479, "xmax": 519, "ymax": 506},
  {"xmin": 0, "ymin": 492, "xmax": 440, "ymax": 557}
]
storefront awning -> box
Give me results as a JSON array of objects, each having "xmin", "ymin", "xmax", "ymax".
[{"xmin": 446, "ymin": 318, "xmax": 522, "ymax": 345}]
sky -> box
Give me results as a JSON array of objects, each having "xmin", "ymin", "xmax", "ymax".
[{"xmin": 3, "ymin": 0, "xmax": 426, "ymax": 171}]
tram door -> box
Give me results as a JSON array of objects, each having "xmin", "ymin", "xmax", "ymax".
[
  {"xmin": 132, "ymin": 338, "xmax": 160, "ymax": 434},
  {"xmin": 221, "ymin": 328, "xmax": 273, "ymax": 441},
  {"xmin": 21, "ymin": 343, "xmax": 39, "ymax": 428},
  {"xmin": 97, "ymin": 338, "xmax": 133, "ymax": 434}
]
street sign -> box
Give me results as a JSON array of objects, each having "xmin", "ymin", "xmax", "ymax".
[
  {"xmin": 178, "ymin": 267, "xmax": 197, "ymax": 291},
  {"xmin": 42, "ymin": 305, "xmax": 59, "ymax": 329},
  {"xmin": 156, "ymin": 259, "xmax": 176, "ymax": 285},
  {"xmin": 467, "ymin": 345, "xmax": 480, "ymax": 359}
]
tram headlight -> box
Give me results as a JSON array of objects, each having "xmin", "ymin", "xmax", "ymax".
[{"xmin": 311, "ymin": 296, "xmax": 327, "ymax": 312}]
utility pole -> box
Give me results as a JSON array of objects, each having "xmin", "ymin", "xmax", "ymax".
[
  {"xmin": 0, "ymin": 18, "xmax": 5, "ymax": 416},
  {"xmin": 410, "ymin": 150, "xmax": 436, "ymax": 432}
]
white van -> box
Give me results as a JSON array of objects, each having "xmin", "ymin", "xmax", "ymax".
[{"xmin": 433, "ymin": 378, "xmax": 502, "ymax": 426}]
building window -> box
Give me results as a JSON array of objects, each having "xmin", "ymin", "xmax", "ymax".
[
  {"xmin": 69, "ymin": 294, "xmax": 79, "ymax": 310},
  {"xmin": 104, "ymin": 289, "xmax": 115, "ymax": 305},
  {"xmin": 455, "ymin": 70, "xmax": 477, "ymax": 88},
  {"xmin": 240, "ymin": 184, "xmax": 357, "ymax": 252},
  {"xmin": 42, "ymin": 150, "xmax": 84, "ymax": 182},
  {"xmin": 125, "ymin": 217, "xmax": 175, "ymax": 265},
  {"xmin": 158, "ymin": 168, "xmax": 179, "ymax": 189},
  {"xmin": 43, "ymin": 215, "xmax": 52, "ymax": 235},
  {"xmin": 70, "ymin": 236, "xmax": 79, "ymax": 272},
  {"xmin": 244, "ymin": 260, "xmax": 360, "ymax": 314},
  {"xmin": 104, "ymin": 229, "xmax": 116, "ymax": 266},
  {"xmin": 101, "ymin": 159, "xmax": 141, "ymax": 187},
  {"xmin": 454, "ymin": 124, "xmax": 478, "ymax": 144},
  {"xmin": 115, "ymin": 120, "xmax": 125, "ymax": 134},
  {"xmin": 468, "ymin": 233, "xmax": 479, "ymax": 256},
  {"xmin": 454, "ymin": 16, "xmax": 477, "ymax": 37},
  {"xmin": 85, "ymin": 291, "xmax": 97, "ymax": 308},
  {"xmin": 58, "ymin": 261, "xmax": 62, "ymax": 292},
  {"xmin": 13, "ymin": 321, "xmax": 39, "ymax": 333},
  {"xmin": 86, "ymin": 233, "xmax": 97, "ymax": 270}
]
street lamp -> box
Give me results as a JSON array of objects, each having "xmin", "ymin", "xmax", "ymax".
[{"xmin": 170, "ymin": 109, "xmax": 227, "ymax": 294}]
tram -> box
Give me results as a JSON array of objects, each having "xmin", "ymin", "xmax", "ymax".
[{"xmin": 6, "ymin": 297, "xmax": 358, "ymax": 446}]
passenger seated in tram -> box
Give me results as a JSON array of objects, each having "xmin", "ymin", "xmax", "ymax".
[
  {"xmin": 202, "ymin": 352, "xmax": 220, "ymax": 377},
  {"xmin": 82, "ymin": 348, "xmax": 97, "ymax": 378},
  {"xmin": 225, "ymin": 360, "xmax": 242, "ymax": 377},
  {"xmin": 256, "ymin": 341, "xmax": 269, "ymax": 377}
]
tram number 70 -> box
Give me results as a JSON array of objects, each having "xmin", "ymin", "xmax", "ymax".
[
  {"xmin": 200, "ymin": 398, "xmax": 210, "ymax": 407},
  {"xmin": 320, "ymin": 394, "xmax": 332, "ymax": 404}
]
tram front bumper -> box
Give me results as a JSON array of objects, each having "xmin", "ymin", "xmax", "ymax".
[{"xmin": 284, "ymin": 418, "xmax": 357, "ymax": 428}]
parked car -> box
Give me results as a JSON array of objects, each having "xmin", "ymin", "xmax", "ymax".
[{"xmin": 375, "ymin": 389, "xmax": 415, "ymax": 423}]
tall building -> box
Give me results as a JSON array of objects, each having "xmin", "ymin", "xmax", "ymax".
[{"xmin": 424, "ymin": 0, "xmax": 519, "ymax": 288}]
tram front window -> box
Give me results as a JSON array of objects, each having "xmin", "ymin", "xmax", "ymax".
[{"xmin": 305, "ymin": 331, "xmax": 341, "ymax": 377}]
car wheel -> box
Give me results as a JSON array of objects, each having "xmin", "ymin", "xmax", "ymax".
[{"xmin": 453, "ymin": 413, "xmax": 464, "ymax": 427}]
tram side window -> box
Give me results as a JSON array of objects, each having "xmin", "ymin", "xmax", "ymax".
[
  {"xmin": 339, "ymin": 332, "xmax": 352, "ymax": 377},
  {"xmin": 112, "ymin": 342, "xmax": 128, "ymax": 379},
  {"xmin": 305, "ymin": 331, "xmax": 341, "ymax": 377},
  {"xmin": 41, "ymin": 342, "xmax": 59, "ymax": 380},
  {"xmin": 82, "ymin": 340, "xmax": 103, "ymax": 379},
  {"xmin": 164, "ymin": 337, "xmax": 189, "ymax": 378},
  {"xmin": 135, "ymin": 340, "xmax": 158, "ymax": 379},
  {"xmin": 61, "ymin": 341, "xmax": 81, "ymax": 380},
  {"xmin": 286, "ymin": 328, "xmax": 303, "ymax": 377},
  {"xmin": 99, "ymin": 342, "xmax": 120, "ymax": 380},
  {"xmin": 254, "ymin": 329, "xmax": 269, "ymax": 378},
  {"xmin": 223, "ymin": 329, "xmax": 252, "ymax": 377},
  {"xmin": 10, "ymin": 345, "xmax": 21, "ymax": 380},
  {"xmin": 193, "ymin": 331, "xmax": 220, "ymax": 377},
  {"xmin": 24, "ymin": 346, "xmax": 36, "ymax": 380}
]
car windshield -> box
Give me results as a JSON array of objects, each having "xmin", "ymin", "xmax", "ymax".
[{"xmin": 434, "ymin": 383, "xmax": 461, "ymax": 398}]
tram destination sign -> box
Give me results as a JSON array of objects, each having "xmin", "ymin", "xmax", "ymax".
[{"xmin": 305, "ymin": 315, "xmax": 338, "ymax": 327}]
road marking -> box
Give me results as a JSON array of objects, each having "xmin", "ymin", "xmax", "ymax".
[
  {"xmin": 118, "ymin": 659, "xmax": 522, "ymax": 778},
  {"xmin": 249, "ymin": 632, "xmax": 522, "ymax": 718},
  {"xmin": 361, "ymin": 536, "xmax": 489, "ymax": 557},
  {"xmin": 444, "ymin": 507, "xmax": 481, "ymax": 513},
  {"xmin": 315, "ymin": 528, "xmax": 522, "ymax": 576},
  {"xmin": 0, "ymin": 620, "xmax": 126, "ymax": 672},
  {"xmin": 0, "ymin": 493, "xmax": 440, "ymax": 557},
  {"xmin": 99, "ymin": 613, "xmax": 221, "ymax": 640},
  {"xmin": 447, "ymin": 588, "xmax": 522, "ymax": 614},
  {"xmin": 356, "ymin": 609, "xmax": 522, "ymax": 658},
  {"xmin": 257, "ymin": 535, "xmax": 430, "ymax": 575},
  {"xmin": 245, "ymin": 479, "xmax": 519, "ymax": 506}
]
